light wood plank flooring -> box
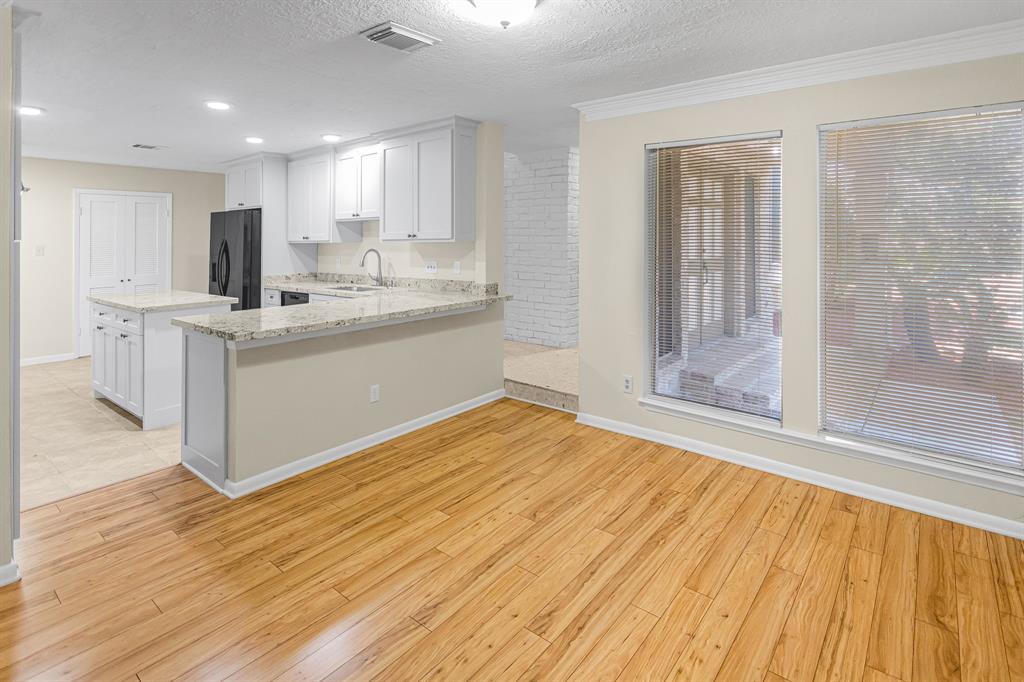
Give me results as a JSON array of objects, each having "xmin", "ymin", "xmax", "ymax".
[{"xmin": 2, "ymin": 398, "xmax": 1021, "ymax": 681}]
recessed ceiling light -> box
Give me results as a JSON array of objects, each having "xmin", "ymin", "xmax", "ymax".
[
  {"xmin": 245, "ymin": 137, "xmax": 264, "ymax": 144},
  {"xmin": 18, "ymin": 105, "xmax": 44, "ymax": 116},
  {"xmin": 468, "ymin": 0, "xmax": 537, "ymax": 28},
  {"xmin": 205, "ymin": 100, "xmax": 232, "ymax": 111},
  {"xmin": 321, "ymin": 134, "xmax": 342, "ymax": 143}
]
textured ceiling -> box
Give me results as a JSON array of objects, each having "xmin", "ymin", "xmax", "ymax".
[{"xmin": 14, "ymin": 0, "xmax": 1024, "ymax": 171}]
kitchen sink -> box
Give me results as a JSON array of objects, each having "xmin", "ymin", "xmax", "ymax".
[{"xmin": 328, "ymin": 285, "xmax": 381, "ymax": 292}]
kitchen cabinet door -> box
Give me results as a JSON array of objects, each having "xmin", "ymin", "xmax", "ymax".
[
  {"xmin": 380, "ymin": 138, "xmax": 415, "ymax": 240},
  {"xmin": 242, "ymin": 162, "xmax": 262, "ymax": 207},
  {"xmin": 102, "ymin": 326, "xmax": 117, "ymax": 396},
  {"xmin": 307, "ymin": 155, "xmax": 332, "ymax": 242},
  {"xmin": 91, "ymin": 323, "xmax": 106, "ymax": 391},
  {"xmin": 335, "ymin": 152, "xmax": 359, "ymax": 220},
  {"xmin": 225, "ymin": 166, "xmax": 245, "ymax": 209},
  {"xmin": 358, "ymin": 147, "xmax": 380, "ymax": 219},
  {"xmin": 414, "ymin": 129, "xmax": 453, "ymax": 241},
  {"xmin": 287, "ymin": 161, "xmax": 309, "ymax": 242}
]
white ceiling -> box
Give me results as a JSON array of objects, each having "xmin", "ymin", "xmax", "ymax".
[{"xmin": 14, "ymin": 0, "xmax": 1024, "ymax": 172}]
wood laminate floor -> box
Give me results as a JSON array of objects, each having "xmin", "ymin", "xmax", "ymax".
[{"xmin": 2, "ymin": 398, "xmax": 1022, "ymax": 681}]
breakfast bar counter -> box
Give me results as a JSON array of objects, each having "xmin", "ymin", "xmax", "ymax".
[{"xmin": 170, "ymin": 279, "xmax": 508, "ymax": 496}]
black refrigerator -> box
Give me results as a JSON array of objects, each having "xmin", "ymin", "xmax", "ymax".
[{"xmin": 209, "ymin": 209, "xmax": 261, "ymax": 310}]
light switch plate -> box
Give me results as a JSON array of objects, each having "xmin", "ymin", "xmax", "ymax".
[
  {"xmin": 425, "ymin": 261, "xmax": 438, "ymax": 274},
  {"xmin": 35, "ymin": 245, "xmax": 44, "ymax": 257},
  {"xmin": 370, "ymin": 384, "xmax": 380, "ymax": 403}
]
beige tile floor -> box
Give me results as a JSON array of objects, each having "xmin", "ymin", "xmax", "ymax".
[
  {"xmin": 20, "ymin": 358, "xmax": 179, "ymax": 510},
  {"xmin": 503, "ymin": 340, "xmax": 579, "ymax": 395}
]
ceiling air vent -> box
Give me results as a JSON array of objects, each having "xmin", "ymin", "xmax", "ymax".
[
  {"xmin": 131, "ymin": 143, "xmax": 167, "ymax": 151},
  {"xmin": 360, "ymin": 21, "xmax": 439, "ymax": 52}
]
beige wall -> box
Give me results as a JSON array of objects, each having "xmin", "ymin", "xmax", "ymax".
[
  {"xmin": 579, "ymin": 54, "xmax": 1024, "ymax": 522},
  {"xmin": 19, "ymin": 157, "xmax": 223, "ymax": 359},
  {"xmin": 228, "ymin": 305, "xmax": 504, "ymax": 481},
  {"xmin": 1, "ymin": 5, "xmax": 15, "ymax": 571},
  {"xmin": 318, "ymin": 121, "xmax": 506, "ymax": 287}
]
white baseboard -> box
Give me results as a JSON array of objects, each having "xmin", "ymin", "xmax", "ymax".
[
  {"xmin": 577, "ymin": 412, "xmax": 1024, "ymax": 540},
  {"xmin": 20, "ymin": 352, "xmax": 77, "ymax": 367},
  {"xmin": 219, "ymin": 389, "xmax": 506, "ymax": 499},
  {"xmin": 0, "ymin": 561, "xmax": 21, "ymax": 587}
]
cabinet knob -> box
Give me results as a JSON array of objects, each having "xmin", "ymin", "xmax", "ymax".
[
  {"xmin": 123, "ymin": 318, "xmax": 130, "ymax": 323},
  {"xmin": 96, "ymin": 325, "xmax": 103, "ymax": 330},
  {"xmin": 120, "ymin": 333, "xmax": 128, "ymax": 339}
]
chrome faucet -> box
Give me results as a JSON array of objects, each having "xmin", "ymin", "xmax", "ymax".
[{"xmin": 360, "ymin": 248, "xmax": 385, "ymax": 287}]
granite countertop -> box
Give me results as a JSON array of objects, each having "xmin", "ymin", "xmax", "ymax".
[
  {"xmin": 88, "ymin": 289, "xmax": 238, "ymax": 313},
  {"xmin": 171, "ymin": 288, "xmax": 509, "ymax": 343}
]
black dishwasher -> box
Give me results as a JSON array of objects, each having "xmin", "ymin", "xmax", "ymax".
[{"xmin": 281, "ymin": 291, "xmax": 310, "ymax": 306}]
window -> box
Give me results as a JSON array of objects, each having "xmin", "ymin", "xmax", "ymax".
[
  {"xmin": 819, "ymin": 104, "xmax": 1024, "ymax": 472},
  {"xmin": 647, "ymin": 133, "xmax": 782, "ymax": 420}
]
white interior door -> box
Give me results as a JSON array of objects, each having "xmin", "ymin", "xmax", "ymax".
[
  {"xmin": 77, "ymin": 191, "xmax": 170, "ymax": 356},
  {"xmin": 125, "ymin": 195, "xmax": 168, "ymax": 295}
]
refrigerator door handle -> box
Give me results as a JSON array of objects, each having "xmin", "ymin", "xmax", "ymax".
[
  {"xmin": 221, "ymin": 242, "xmax": 231, "ymax": 297},
  {"xmin": 216, "ymin": 241, "xmax": 228, "ymax": 296}
]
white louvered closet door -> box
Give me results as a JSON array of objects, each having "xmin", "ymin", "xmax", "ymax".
[
  {"xmin": 124, "ymin": 195, "xmax": 167, "ymax": 295},
  {"xmin": 78, "ymin": 192, "xmax": 170, "ymax": 355}
]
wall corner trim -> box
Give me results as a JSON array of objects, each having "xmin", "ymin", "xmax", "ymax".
[
  {"xmin": 0, "ymin": 560, "xmax": 21, "ymax": 587},
  {"xmin": 189, "ymin": 389, "xmax": 506, "ymax": 500},
  {"xmin": 573, "ymin": 20, "xmax": 1024, "ymax": 121},
  {"xmin": 576, "ymin": 411, "xmax": 1024, "ymax": 540}
]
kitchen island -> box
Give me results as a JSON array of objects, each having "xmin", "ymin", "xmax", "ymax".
[
  {"xmin": 171, "ymin": 281, "xmax": 508, "ymax": 496},
  {"xmin": 88, "ymin": 289, "xmax": 236, "ymax": 429}
]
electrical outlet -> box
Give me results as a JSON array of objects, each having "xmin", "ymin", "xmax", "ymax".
[
  {"xmin": 623, "ymin": 375, "xmax": 633, "ymax": 394},
  {"xmin": 425, "ymin": 261, "xmax": 438, "ymax": 274},
  {"xmin": 452, "ymin": 261, "xmax": 461, "ymax": 275},
  {"xmin": 34, "ymin": 245, "xmax": 45, "ymax": 257},
  {"xmin": 370, "ymin": 384, "xmax": 380, "ymax": 403},
  {"xmin": 335, "ymin": 257, "xmax": 342, "ymax": 269}
]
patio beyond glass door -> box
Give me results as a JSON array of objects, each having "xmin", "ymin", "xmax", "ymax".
[{"xmin": 649, "ymin": 134, "xmax": 782, "ymax": 420}]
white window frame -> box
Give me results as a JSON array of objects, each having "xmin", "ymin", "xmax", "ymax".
[
  {"xmin": 640, "ymin": 130, "xmax": 784, "ymax": 431},
  {"xmin": 815, "ymin": 101, "xmax": 1024, "ymax": 486},
  {"xmin": 636, "ymin": 113, "xmax": 1024, "ymax": 496}
]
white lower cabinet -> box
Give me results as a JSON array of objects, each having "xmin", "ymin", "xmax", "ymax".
[
  {"xmin": 92, "ymin": 317, "xmax": 143, "ymax": 416},
  {"xmin": 89, "ymin": 300, "xmax": 233, "ymax": 430}
]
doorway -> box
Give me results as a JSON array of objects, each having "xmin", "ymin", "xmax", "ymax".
[{"xmin": 75, "ymin": 190, "xmax": 171, "ymax": 356}]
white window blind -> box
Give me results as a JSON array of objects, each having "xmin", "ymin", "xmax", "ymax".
[
  {"xmin": 820, "ymin": 104, "xmax": 1024, "ymax": 472},
  {"xmin": 647, "ymin": 133, "xmax": 782, "ymax": 420}
]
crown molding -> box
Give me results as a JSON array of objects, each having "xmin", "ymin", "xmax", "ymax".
[{"xmin": 574, "ymin": 20, "xmax": 1024, "ymax": 121}]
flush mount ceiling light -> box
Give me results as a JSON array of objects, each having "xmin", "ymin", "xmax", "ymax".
[
  {"xmin": 469, "ymin": 0, "xmax": 537, "ymax": 28},
  {"xmin": 322, "ymin": 134, "xmax": 342, "ymax": 143},
  {"xmin": 245, "ymin": 136, "xmax": 264, "ymax": 144},
  {"xmin": 204, "ymin": 100, "xmax": 232, "ymax": 111},
  {"xmin": 18, "ymin": 105, "xmax": 44, "ymax": 116}
]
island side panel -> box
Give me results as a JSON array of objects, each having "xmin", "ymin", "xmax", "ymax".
[
  {"xmin": 181, "ymin": 330, "xmax": 229, "ymax": 488},
  {"xmin": 143, "ymin": 304, "xmax": 232, "ymax": 430},
  {"xmin": 226, "ymin": 303, "xmax": 504, "ymax": 485}
]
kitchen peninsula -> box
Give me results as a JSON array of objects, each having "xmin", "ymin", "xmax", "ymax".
[{"xmin": 171, "ymin": 277, "xmax": 508, "ymax": 496}]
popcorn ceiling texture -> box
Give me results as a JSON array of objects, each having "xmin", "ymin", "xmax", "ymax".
[{"xmin": 503, "ymin": 148, "xmax": 579, "ymax": 348}]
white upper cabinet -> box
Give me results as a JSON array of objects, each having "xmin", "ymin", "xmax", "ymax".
[
  {"xmin": 380, "ymin": 139, "xmax": 415, "ymax": 240},
  {"xmin": 288, "ymin": 151, "xmax": 360, "ymax": 244},
  {"xmin": 379, "ymin": 118, "xmax": 478, "ymax": 242},
  {"xmin": 225, "ymin": 159, "xmax": 262, "ymax": 209},
  {"xmin": 335, "ymin": 145, "xmax": 380, "ymax": 221}
]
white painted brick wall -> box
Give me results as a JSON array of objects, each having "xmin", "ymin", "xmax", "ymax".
[{"xmin": 504, "ymin": 147, "xmax": 580, "ymax": 347}]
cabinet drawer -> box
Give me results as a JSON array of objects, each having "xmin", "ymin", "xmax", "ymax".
[{"xmin": 92, "ymin": 305, "xmax": 141, "ymax": 333}]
